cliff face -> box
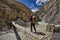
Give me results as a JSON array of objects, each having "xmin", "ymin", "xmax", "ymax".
[
  {"xmin": 37, "ymin": 0, "xmax": 60, "ymax": 25},
  {"xmin": 0, "ymin": 0, "xmax": 34, "ymax": 22},
  {"xmin": 0, "ymin": 0, "xmax": 35, "ymax": 30}
]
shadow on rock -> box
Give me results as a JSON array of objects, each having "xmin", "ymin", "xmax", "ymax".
[
  {"xmin": 33, "ymin": 32, "xmax": 45, "ymax": 35},
  {"xmin": 53, "ymin": 28, "xmax": 60, "ymax": 33}
]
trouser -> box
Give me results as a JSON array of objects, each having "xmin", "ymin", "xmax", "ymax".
[{"xmin": 31, "ymin": 23, "xmax": 36, "ymax": 32}]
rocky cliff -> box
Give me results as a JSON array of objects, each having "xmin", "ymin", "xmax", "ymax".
[
  {"xmin": 36, "ymin": 0, "xmax": 60, "ymax": 25},
  {"xmin": 0, "ymin": 0, "xmax": 36, "ymax": 30}
]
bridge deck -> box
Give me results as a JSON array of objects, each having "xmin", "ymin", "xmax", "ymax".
[{"xmin": 12, "ymin": 22, "xmax": 52, "ymax": 40}]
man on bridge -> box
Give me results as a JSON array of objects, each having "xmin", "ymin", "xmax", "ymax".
[{"xmin": 30, "ymin": 14, "xmax": 36, "ymax": 32}]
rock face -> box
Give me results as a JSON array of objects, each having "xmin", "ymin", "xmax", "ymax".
[
  {"xmin": 0, "ymin": 0, "xmax": 35, "ymax": 30},
  {"xmin": 37, "ymin": 0, "xmax": 60, "ymax": 25}
]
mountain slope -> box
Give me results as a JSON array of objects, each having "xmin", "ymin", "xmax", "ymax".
[
  {"xmin": 36, "ymin": 0, "xmax": 60, "ymax": 25},
  {"xmin": 0, "ymin": 0, "xmax": 35, "ymax": 30}
]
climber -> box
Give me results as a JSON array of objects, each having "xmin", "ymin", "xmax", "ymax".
[{"xmin": 30, "ymin": 14, "xmax": 36, "ymax": 32}]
